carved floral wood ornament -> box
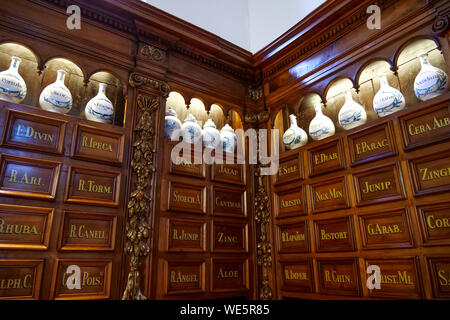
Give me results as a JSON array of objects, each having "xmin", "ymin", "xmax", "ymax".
[
  {"xmin": 245, "ymin": 111, "xmax": 270, "ymax": 124},
  {"xmin": 122, "ymin": 94, "xmax": 158, "ymax": 300},
  {"xmin": 255, "ymin": 162, "xmax": 273, "ymax": 300},
  {"xmin": 129, "ymin": 72, "xmax": 171, "ymax": 96},
  {"xmin": 140, "ymin": 45, "xmax": 166, "ymax": 62}
]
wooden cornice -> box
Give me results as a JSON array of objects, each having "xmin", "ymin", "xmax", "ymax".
[
  {"xmin": 263, "ymin": 1, "xmax": 437, "ymax": 111},
  {"xmin": 109, "ymin": 0, "xmax": 253, "ymax": 65},
  {"xmin": 35, "ymin": 0, "xmax": 256, "ymax": 82},
  {"xmin": 254, "ymin": 0, "xmax": 401, "ymax": 80},
  {"xmin": 30, "ymin": 0, "xmax": 443, "ymax": 91},
  {"xmin": 252, "ymin": 0, "xmax": 345, "ymax": 65}
]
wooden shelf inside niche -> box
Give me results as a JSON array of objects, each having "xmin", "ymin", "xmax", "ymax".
[
  {"xmin": 41, "ymin": 59, "xmax": 126, "ymax": 128},
  {"xmin": 275, "ymin": 40, "xmax": 448, "ymax": 158},
  {"xmin": 0, "ymin": 43, "xmax": 42, "ymax": 108},
  {"xmin": 164, "ymin": 138, "xmax": 243, "ymax": 163},
  {"xmin": 357, "ymin": 44, "xmax": 446, "ymax": 125},
  {"xmin": 0, "ymin": 46, "xmax": 126, "ymax": 127},
  {"xmin": 86, "ymin": 72, "xmax": 125, "ymax": 127},
  {"xmin": 357, "ymin": 60, "xmax": 394, "ymax": 122},
  {"xmin": 165, "ymin": 95, "xmax": 244, "ymax": 155},
  {"xmin": 273, "ymin": 106, "xmax": 295, "ymax": 154},
  {"xmin": 276, "ymin": 91, "xmax": 450, "ymax": 158},
  {"xmin": 396, "ymin": 39, "xmax": 446, "ymax": 107},
  {"xmin": 0, "ymin": 99, "xmax": 127, "ymax": 135},
  {"xmin": 274, "ymin": 93, "xmax": 319, "ymax": 154},
  {"xmin": 38, "ymin": 59, "xmax": 84, "ymax": 120}
]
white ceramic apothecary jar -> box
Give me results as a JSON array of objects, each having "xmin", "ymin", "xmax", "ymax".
[
  {"xmin": 202, "ymin": 118, "xmax": 221, "ymax": 149},
  {"xmin": 373, "ymin": 74, "xmax": 406, "ymax": 117},
  {"xmin": 220, "ymin": 124, "xmax": 237, "ymax": 153},
  {"xmin": 283, "ymin": 114, "xmax": 308, "ymax": 150},
  {"xmin": 338, "ymin": 90, "xmax": 367, "ymax": 130},
  {"xmin": 309, "ymin": 103, "xmax": 335, "ymax": 141},
  {"xmin": 85, "ymin": 83, "xmax": 114, "ymax": 123},
  {"xmin": 39, "ymin": 69, "xmax": 72, "ymax": 114},
  {"xmin": 181, "ymin": 113, "xmax": 202, "ymax": 144},
  {"xmin": 164, "ymin": 108, "xmax": 182, "ymax": 141},
  {"xmin": 414, "ymin": 53, "xmax": 448, "ymax": 101},
  {"xmin": 0, "ymin": 56, "xmax": 27, "ymax": 103}
]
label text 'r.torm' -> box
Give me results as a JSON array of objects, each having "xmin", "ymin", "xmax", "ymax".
[{"xmin": 78, "ymin": 179, "xmax": 112, "ymax": 194}]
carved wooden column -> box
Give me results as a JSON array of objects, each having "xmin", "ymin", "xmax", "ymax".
[
  {"xmin": 122, "ymin": 72, "xmax": 170, "ymax": 300},
  {"xmin": 245, "ymin": 109, "xmax": 275, "ymax": 300}
]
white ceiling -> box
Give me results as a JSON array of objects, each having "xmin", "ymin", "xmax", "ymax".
[{"xmin": 142, "ymin": 0, "xmax": 326, "ymax": 54}]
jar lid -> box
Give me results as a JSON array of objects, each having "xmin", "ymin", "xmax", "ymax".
[
  {"xmin": 203, "ymin": 118, "xmax": 216, "ymax": 128},
  {"xmin": 184, "ymin": 113, "xmax": 197, "ymax": 122},
  {"xmin": 166, "ymin": 108, "xmax": 177, "ymax": 117},
  {"xmin": 221, "ymin": 124, "xmax": 234, "ymax": 133}
]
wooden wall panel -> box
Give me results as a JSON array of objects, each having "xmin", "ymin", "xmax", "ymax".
[
  {"xmin": 0, "ymin": 101, "xmax": 131, "ymax": 300},
  {"xmin": 0, "ymin": 0, "xmax": 448, "ymax": 301},
  {"xmin": 272, "ymin": 95, "xmax": 450, "ymax": 300},
  {"xmin": 149, "ymin": 140, "xmax": 255, "ymax": 299},
  {"xmin": 262, "ymin": 0, "xmax": 449, "ymax": 301}
]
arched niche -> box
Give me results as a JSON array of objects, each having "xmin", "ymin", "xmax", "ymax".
[
  {"xmin": 325, "ymin": 77, "xmax": 363, "ymax": 133},
  {"xmin": 209, "ymin": 104, "xmax": 225, "ymax": 130},
  {"xmin": 229, "ymin": 109, "xmax": 245, "ymax": 153},
  {"xmin": 273, "ymin": 105, "xmax": 294, "ymax": 153},
  {"xmin": 87, "ymin": 71, "xmax": 126, "ymax": 126},
  {"xmin": 296, "ymin": 92, "xmax": 321, "ymax": 135},
  {"xmin": 166, "ymin": 91, "xmax": 188, "ymax": 124},
  {"xmin": 0, "ymin": 42, "xmax": 41, "ymax": 106},
  {"xmin": 395, "ymin": 37, "xmax": 446, "ymax": 105},
  {"xmin": 41, "ymin": 57, "xmax": 85, "ymax": 118},
  {"xmin": 357, "ymin": 59, "xmax": 395, "ymax": 121},
  {"xmin": 230, "ymin": 110, "xmax": 243, "ymax": 130},
  {"xmin": 188, "ymin": 97, "xmax": 208, "ymax": 127}
]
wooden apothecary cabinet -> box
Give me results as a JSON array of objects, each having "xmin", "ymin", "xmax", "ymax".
[{"xmin": 0, "ymin": 0, "xmax": 449, "ymax": 300}]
